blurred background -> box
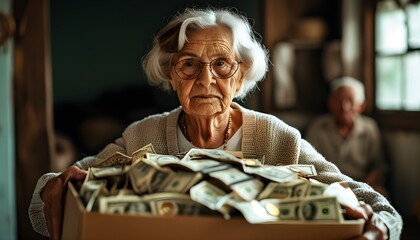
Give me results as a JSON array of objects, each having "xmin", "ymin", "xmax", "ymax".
[{"xmin": 0, "ymin": 0, "xmax": 419, "ymax": 239}]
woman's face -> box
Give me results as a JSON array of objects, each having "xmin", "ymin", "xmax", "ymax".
[{"xmin": 169, "ymin": 26, "xmax": 243, "ymax": 117}]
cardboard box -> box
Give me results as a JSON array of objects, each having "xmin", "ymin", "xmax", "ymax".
[{"xmin": 62, "ymin": 182, "xmax": 364, "ymax": 240}]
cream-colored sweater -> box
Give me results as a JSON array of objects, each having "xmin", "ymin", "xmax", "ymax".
[{"xmin": 29, "ymin": 103, "xmax": 402, "ymax": 239}]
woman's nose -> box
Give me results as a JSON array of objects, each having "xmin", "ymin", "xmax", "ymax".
[{"xmin": 195, "ymin": 66, "xmax": 216, "ymax": 87}]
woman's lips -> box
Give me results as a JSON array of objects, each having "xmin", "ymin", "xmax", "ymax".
[{"xmin": 193, "ymin": 95, "xmax": 220, "ymax": 99}]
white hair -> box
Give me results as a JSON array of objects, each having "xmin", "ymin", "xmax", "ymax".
[
  {"xmin": 330, "ymin": 76, "xmax": 365, "ymax": 104},
  {"xmin": 142, "ymin": 7, "xmax": 269, "ymax": 100}
]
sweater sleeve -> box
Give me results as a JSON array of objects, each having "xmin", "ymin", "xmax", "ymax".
[
  {"xmin": 298, "ymin": 139, "xmax": 402, "ymax": 239},
  {"xmin": 28, "ymin": 172, "xmax": 60, "ymax": 237}
]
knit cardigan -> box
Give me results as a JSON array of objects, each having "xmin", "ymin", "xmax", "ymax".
[{"xmin": 29, "ymin": 103, "xmax": 402, "ymax": 239}]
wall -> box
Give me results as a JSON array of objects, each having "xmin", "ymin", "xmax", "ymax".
[
  {"xmin": 50, "ymin": 0, "xmax": 262, "ymax": 105},
  {"xmin": 383, "ymin": 131, "xmax": 420, "ymax": 218},
  {"xmin": 0, "ymin": 0, "xmax": 17, "ymax": 239}
]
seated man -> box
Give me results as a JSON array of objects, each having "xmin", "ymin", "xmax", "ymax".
[{"xmin": 306, "ymin": 76, "xmax": 389, "ymax": 196}]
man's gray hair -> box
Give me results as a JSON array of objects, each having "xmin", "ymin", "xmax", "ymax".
[{"xmin": 330, "ymin": 76, "xmax": 365, "ymax": 104}]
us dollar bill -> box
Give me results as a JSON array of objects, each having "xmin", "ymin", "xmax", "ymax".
[
  {"xmin": 258, "ymin": 180, "xmax": 323, "ymax": 200},
  {"xmin": 93, "ymin": 152, "xmax": 132, "ymax": 168},
  {"xmin": 132, "ymin": 143, "xmax": 156, "ymax": 162},
  {"xmin": 259, "ymin": 198, "xmax": 300, "ymax": 220},
  {"xmin": 287, "ymin": 164, "xmax": 317, "ymax": 177},
  {"xmin": 243, "ymin": 165, "xmax": 299, "ymax": 183},
  {"xmin": 299, "ymin": 196, "xmax": 343, "ymax": 221},
  {"xmin": 159, "ymin": 171, "xmax": 203, "ymax": 193},
  {"xmin": 190, "ymin": 181, "xmax": 232, "ymax": 218},
  {"xmin": 128, "ymin": 160, "xmax": 157, "ymax": 194},
  {"xmin": 99, "ymin": 195, "xmax": 153, "ymax": 215},
  {"xmin": 258, "ymin": 181, "xmax": 295, "ymax": 200},
  {"xmin": 208, "ymin": 167, "xmax": 252, "ymax": 186},
  {"xmin": 230, "ymin": 178, "xmax": 264, "ymax": 201},
  {"xmin": 259, "ymin": 196, "xmax": 343, "ymax": 221},
  {"xmin": 145, "ymin": 193, "xmax": 212, "ymax": 216},
  {"xmin": 307, "ymin": 180, "xmax": 328, "ymax": 197},
  {"xmin": 182, "ymin": 148, "xmax": 261, "ymax": 167},
  {"xmin": 146, "ymin": 153, "xmax": 181, "ymax": 166},
  {"xmin": 90, "ymin": 166, "xmax": 127, "ymax": 179},
  {"xmin": 226, "ymin": 199, "xmax": 279, "ymax": 223},
  {"xmin": 147, "ymin": 167, "xmax": 174, "ymax": 193},
  {"xmin": 147, "ymin": 153, "xmax": 226, "ymax": 172},
  {"xmin": 79, "ymin": 179, "xmax": 108, "ymax": 212}
]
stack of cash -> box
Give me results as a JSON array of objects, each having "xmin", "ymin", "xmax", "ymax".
[{"xmin": 78, "ymin": 143, "xmax": 359, "ymax": 223}]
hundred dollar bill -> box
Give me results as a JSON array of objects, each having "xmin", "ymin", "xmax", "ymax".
[
  {"xmin": 200, "ymin": 163, "xmax": 231, "ymax": 174},
  {"xmin": 148, "ymin": 167, "xmax": 174, "ymax": 193},
  {"xmin": 147, "ymin": 153, "xmax": 229, "ymax": 172},
  {"xmin": 90, "ymin": 166, "xmax": 127, "ymax": 179},
  {"xmin": 287, "ymin": 164, "xmax": 317, "ymax": 177},
  {"xmin": 291, "ymin": 179, "xmax": 310, "ymax": 198},
  {"xmin": 128, "ymin": 160, "xmax": 157, "ymax": 194},
  {"xmin": 208, "ymin": 167, "xmax": 252, "ymax": 186},
  {"xmin": 258, "ymin": 181, "xmax": 294, "ymax": 200},
  {"xmin": 299, "ymin": 196, "xmax": 343, "ymax": 221},
  {"xmin": 145, "ymin": 193, "xmax": 211, "ymax": 216},
  {"xmin": 159, "ymin": 171, "xmax": 203, "ymax": 193},
  {"xmin": 132, "ymin": 143, "xmax": 156, "ymax": 162},
  {"xmin": 190, "ymin": 181, "xmax": 232, "ymax": 218},
  {"xmin": 226, "ymin": 199, "xmax": 278, "ymax": 223},
  {"xmin": 93, "ymin": 151, "xmax": 132, "ymax": 168},
  {"xmin": 108, "ymin": 174, "xmax": 130, "ymax": 196},
  {"xmin": 79, "ymin": 179, "xmax": 108, "ymax": 211},
  {"xmin": 261, "ymin": 196, "xmax": 343, "ymax": 221},
  {"xmin": 243, "ymin": 165, "xmax": 298, "ymax": 183},
  {"xmin": 259, "ymin": 198, "xmax": 300, "ymax": 220},
  {"xmin": 230, "ymin": 178, "xmax": 264, "ymax": 201},
  {"xmin": 146, "ymin": 153, "xmax": 180, "ymax": 166},
  {"xmin": 183, "ymin": 148, "xmax": 260, "ymax": 167},
  {"xmin": 99, "ymin": 195, "xmax": 153, "ymax": 215},
  {"xmin": 307, "ymin": 180, "xmax": 328, "ymax": 197},
  {"xmin": 183, "ymin": 148, "xmax": 240, "ymax": 162},
  {"xmin": 258, "ymin": 179, "xmax": 311, "ymax": 200}
]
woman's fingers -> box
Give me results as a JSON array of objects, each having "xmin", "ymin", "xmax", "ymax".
[
  {"xmin": 41, "ymin": 166, "xmax": 87, "ymax": 240},
  {"xmin": 343, "ymin": 202, "xmax": 372, "ymax": 220},
  {"xmin": 344, "ymin": 203, "xmax": 389, "ymax": 240},
  {"xmin": 41, "ymin": 175, "xmax": 64, "ymax": 240},
  {"xmin": 60, "ymin": 165, "xmax": 87, "ymax": 185}
]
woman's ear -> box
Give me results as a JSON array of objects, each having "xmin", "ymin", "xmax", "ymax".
[{"xmin": 236, "ymin": 61, "xmax": 250, "ymax": 91}]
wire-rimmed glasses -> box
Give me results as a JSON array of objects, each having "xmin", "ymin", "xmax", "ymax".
[{"xmin": 173, "ymin": 58, "xmax": 241, "ymax": 80}]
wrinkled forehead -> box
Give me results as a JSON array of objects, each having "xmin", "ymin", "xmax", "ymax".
[{"xmin": 178, "ymin": 26, "xmax": 234, "ymax": 57}]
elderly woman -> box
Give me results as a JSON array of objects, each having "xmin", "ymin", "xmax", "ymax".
[{"xmin": 29, "ymin": 7, "xmax": 402, "ymax": 240}]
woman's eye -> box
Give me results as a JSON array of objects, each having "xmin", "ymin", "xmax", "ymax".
[
  {"xmin": 215, "ymin": 60, "xmax": 226, "ymax": 67},
  {"xmin": 184, "ymin": 61, "xmax": 195, "ymax": 67}
]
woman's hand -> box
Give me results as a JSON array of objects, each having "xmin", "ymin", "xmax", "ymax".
[
  {"xmin": 344, "ymin": 202, "xmax": 389, "ymax": 240},
  {"xmin": 40, "ymin": 166, "xmax": 87, "ymax": 240}
]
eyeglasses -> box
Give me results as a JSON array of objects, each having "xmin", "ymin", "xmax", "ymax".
[{"xmin": 173, "ymin": 58, "xmax": 241, "ymax": 80}]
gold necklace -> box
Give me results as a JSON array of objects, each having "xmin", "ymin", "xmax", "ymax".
[{"xmin": 183, "ymin": 114, "xmax": 232, "ymax": 150}]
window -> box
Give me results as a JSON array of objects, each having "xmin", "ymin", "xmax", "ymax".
[{"xmin": 375, "ymin": 0, "xmax": 420, "ymax": 111}]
